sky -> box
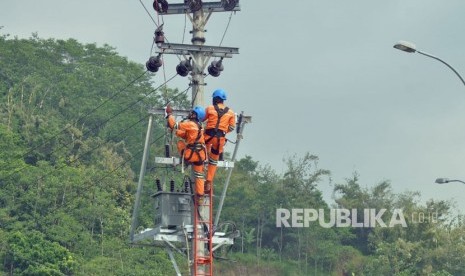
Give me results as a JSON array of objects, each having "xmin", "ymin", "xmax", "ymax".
[{"xmin": 2, "ymin": 0, "xmax": 465, "ymax": 211}]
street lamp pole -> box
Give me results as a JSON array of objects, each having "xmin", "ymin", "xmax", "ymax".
[
  {"xmin": 393, "ymin": 40, "xmax": 465, "ymax": 87},
  {"xmin": 435, "ymin": 178, "xmax": 465, "ymax": 185}
]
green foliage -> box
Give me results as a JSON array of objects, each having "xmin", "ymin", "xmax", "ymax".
[
  {"xmin": 0, "ymin": 35, "xmax": 175, "ymax": 275},
  {"xmin": 4, "ymin": 230, "xmax": 77, "ymax": 275},
  {"xmin": 77, "ymin": 247, "xmax": 175, "ymax": 276},
  {"xmin": 1, "ymin": 34, "xmax": 464, "ymax": 276}
]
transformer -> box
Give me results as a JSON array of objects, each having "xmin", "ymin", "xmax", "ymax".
[{"xmin": 153, "ymin": 191, "xmax": 192, "ymax": 229}]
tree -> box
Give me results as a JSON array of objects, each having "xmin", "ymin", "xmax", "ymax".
[{"xmin": 4, "ymin": 231, "xmax": 77, "ymax": 275}]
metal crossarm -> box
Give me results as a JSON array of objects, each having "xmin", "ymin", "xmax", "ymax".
[
  {"xmin": 156, "ymin": 43, "xmax": 239, "ymax": 58},
  {"xmin": 133, "ymin": 226, "xmax": 234, "ymax": 246},
  {"xmin": 158, "ymin": 1, "xmax": 240, "ymax": 15}
]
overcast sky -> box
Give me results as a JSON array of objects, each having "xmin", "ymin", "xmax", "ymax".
[{"xmin": 2, "ymin": 0, "xmax": 465, "ymax": 211}]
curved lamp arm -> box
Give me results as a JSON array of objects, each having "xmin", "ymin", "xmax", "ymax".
[
  {"xmin": 416, "ymin": 50, "xmax": 465, "ymax": 87},
  {"xmin": 394, "ymin": 40, "xmax": 465, "ymax": 87}
]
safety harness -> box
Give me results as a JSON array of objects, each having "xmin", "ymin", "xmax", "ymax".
[
  {"xmin": 205, "ymin": 105, "xmax": 229, "ymax": 153},
  {"xmin": 183, "ymin": 120, "xmax": 206, "ymax": 166}
]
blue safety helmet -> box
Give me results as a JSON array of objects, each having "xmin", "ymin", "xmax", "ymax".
[
  {"xmin": 212, "ymin": 89, "xmax": 227, "ymax": 100},
  {"xmin": 192, "ymin": 106, "xmax": 206, "ymax": 121}
]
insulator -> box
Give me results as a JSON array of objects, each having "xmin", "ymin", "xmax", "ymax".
[
  {"xmin": 154, "ymin": 23, "xmax": 165, "ymax": 44},
  {"xmin": 170, "ymin": 179, "xmax": 175, "ymax": 192},
  {"xmin": 146, "ymin": 55, "xmax": 163, "ymax": 72},
  {"xmin": 153, "ymin": 0, "xmax": 169, "ymax": 13},
  {"xmin": 208, "ymin": 59, "xmax": 224, "ymax": 77},
  {"xmin": 156, "ymin": 178, "xmax": 162, "ymax": 191},
  {"xmin": 164, "ymin": 144, "xmax": 170, "ymax": 157},
  {"xmin": 155, "ymin": 31, "xmax": 164, "ymax": 44},
  {"xmin": 176, "ymin": 60, "xmax": 192, "ymax": 77},
  {"xmin": 146, "ymin": 60, "xmax": 158, "ymax": 72},
  {"xmin": 208, "ymin": 64, "xmax": 220, "ymax": 77},
  {"xmin": 176, "ymin": 64, "xmax": 188, "ymax": 77},
  {"xmin": 185, "ymin": 0, "xmax": 202, "ymax": 12},
  {"xmin": 155, "ymin": 32, "xmax": 164, "ymax": 44},
  {"xmin": 184, "ymin": 181, "xmax": 190, "ymax": 193},
  {"xmin": 221, "ymin": 0, "xmax": 239, "ymax": 11}
]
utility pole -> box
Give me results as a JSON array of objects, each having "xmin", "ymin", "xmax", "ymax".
[
  {"xmin": 190, "ymin": 8, "xmax": 206, "ymax": 107},
  {"xmin": 151, "ymin": 1, "xmax": 240, "ymax": 275}
]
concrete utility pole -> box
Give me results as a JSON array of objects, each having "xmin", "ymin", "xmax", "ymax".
[
  {"xmin": 153, "ymin": 2, "xmax": 240, "ymax": 275},
  {"xmin": 190, "ymin": 9, "xmax": 207, "ymax": 107}
]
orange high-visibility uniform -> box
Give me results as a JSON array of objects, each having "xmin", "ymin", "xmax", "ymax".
[
  {"xmin": 167, "ymin": 115, "xmax": 207, "ymax": 196},
  {"xmin": 203, "ymin": 103, "xmax": 236, "ymax": 183}
]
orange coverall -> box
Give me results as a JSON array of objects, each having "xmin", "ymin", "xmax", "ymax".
[
  {"xmin": 203, "ymin": 103, "xmax": 236, "ymax": 184},
  {"xmin": 167, "ymin": 115, "xmax": 207, "ymax": 196}
]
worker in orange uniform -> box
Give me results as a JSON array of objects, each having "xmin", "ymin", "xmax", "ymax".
[
  {"xmin": 203, "ymin": 89, "xmax": 236, "ymax": 194},
  {"xmin": 165, "ymin": 105, "xmax": 207, "ymax": 199}
]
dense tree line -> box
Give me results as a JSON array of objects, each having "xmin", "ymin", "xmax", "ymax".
[{"xmin": 0, "ymin": 34, "xmax": 464, "ymax": 275}]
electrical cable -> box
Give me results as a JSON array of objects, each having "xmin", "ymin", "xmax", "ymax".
[
  {"xmin": 212, "ymin": 221, "xmax": 237, "ymax": 260},
  {"xmin": 29, "ymin": 114, "xmax": 151, "ymax": 184},
  {"xmin": 182, "ymin": 13, "xmax": 187, "ymax": 44},
  {"xmin": 142, "ymin": 0, "xmax": 182, "ymax": 62},
  {"xmin": 70, "ymin": 115, "xmax": 150, "ymax": 165},
  {"xmin": 150, "ymin": 39, "xmax": 155, "ymax": 58},
  {"xmin": 164, "ymin": 85, "xmax": 191, "ymax": 106},
  {"xmin": 162, "ymin": 56, "xmax": 168, "ymax": 100},
  {"xmin": 205, "ymin": 11, "xmax": 235, "ymax": 80},
  {"xmin": 2, "ymin": 73, "xmax": 178, "ymax": 182},
  {"xmin": 81, "ymin": 70, "xmax": 149, "ymax": 124},
  {"xmin": 73, "ymin": 73, "xmax": 177, "ymax": 141},
  {"xmin": 60, "ymin": 73, "xmax": 177, "ymax": 150},
  {"xmin": 218, "ymin": 11, "xmax": 234, "ymax": 47},
  {"xmin": 89, "ymin": 133, "xmax": 165, "ymax": 184},
  {"xmin": 1, "ymin": 70, "xmax": 149, "ymax": 181},
  {"xmin": 24, "ymin": 70, "xmax": 148, "ymax": 164},
  {"xmin": 138, "ymin": 0, "xmax": 160, "ymax": 28},
  {"xmin": 191, "ymin": 88, "xmax": 199, "ymax": 108}
]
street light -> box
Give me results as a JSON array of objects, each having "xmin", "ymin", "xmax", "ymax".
[
  {"xmin": 393, "ymin": 40, "xmax": 465, "ymax": 87},
  {"xmin": 435, "ymin": 178, "xmax": 465, "ymax": 185}
]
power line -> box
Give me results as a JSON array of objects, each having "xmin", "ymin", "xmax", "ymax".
[
  {"xmin": 165, "ymin": 85, "xmax": 191, "ymax": 106},
  {"xmin": 68, "ymin": 133, "xmax": 166, "ymax": 188},
  {"xmin": 182, "ymin": 13, "xmax": 187, "ymax": 44},
  {"xmin": 88, "ymin": 133, "xmax": 169, "ymax": 214},
  {"xmin": 1, "ymin": 71, "xmax": 148, "ymax": 180},
  {"xmin": 205, "ymin": 11, "xmax": 235, "ymax": 76},
  {"xmin": 62, "ymin": 73, "xmax": 178, "ymax": 146},
  {"xmin": 17, "ymin": 70, "xmax": 148, "ymax": 167},
  {"xmin": 27, "ymin": 114, "xmax": 153, "ymax": 186},
  {"xmin": 219, "ymin": 11, "xmax": 234, "ymax": 47},
  {"xmin": 77, "ymin": 70, "xmax": 149, "ymax": 126},
  {"xmin": 138, "ymin": 0, "xmax": 160, "ymax": 27},
  {"xmin": 2, "ymin": 73, "xmax": 178, "ymax": 181},
  {"xmin": 191, "ymin": 88, "xmax": 199, "ymax": 108}
]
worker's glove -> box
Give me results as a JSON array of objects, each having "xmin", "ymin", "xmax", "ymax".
[{"xmin": 164, "ymin": 104, "xmax": 173, "ymax": 118}]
